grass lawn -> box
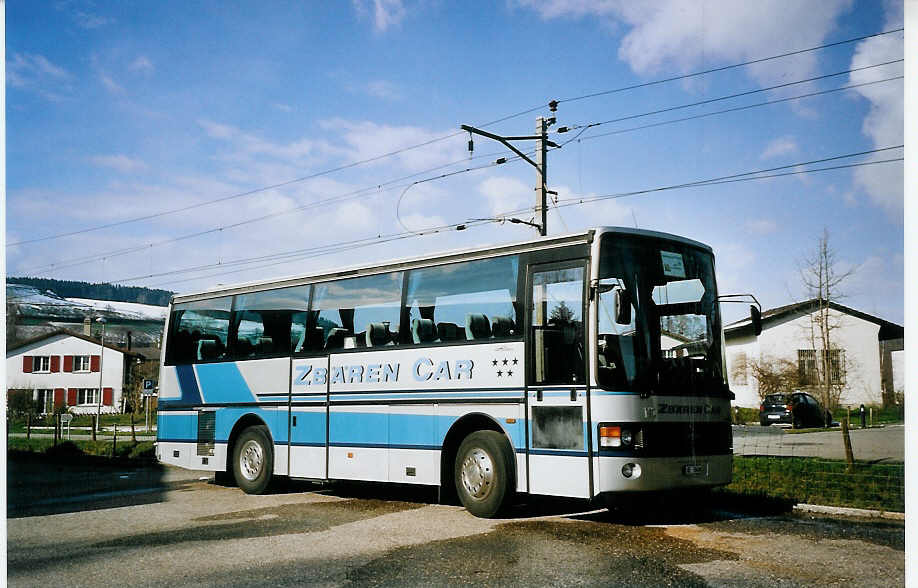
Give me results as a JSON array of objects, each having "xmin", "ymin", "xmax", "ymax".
[
  {"xmin": 7, "ymin": 437, "xmax": 155, "ymax": 462},
  {"xmin": 727, "ymin": 455, "xmax": 904, "ymax": 512}
]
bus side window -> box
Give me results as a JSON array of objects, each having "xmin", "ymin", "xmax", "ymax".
[
  {"xmin": 232, "ymin": 286, "xmax": 308, "ymax": 361},
  {"xmin": 165, "ymin": 296, "xmax": 232, "ymax": 365},
  {"xmin": 312, "ymin": 272, "xmax": 403, "ymax": 351},
  {"xmin": 404, "ymin": 255, "xmax": 520, "ymax": 347}
]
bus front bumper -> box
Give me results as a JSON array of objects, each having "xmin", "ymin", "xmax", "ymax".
[{"xmin": 595, "ymin": 454, "xmax": 732, "ymax": 494}]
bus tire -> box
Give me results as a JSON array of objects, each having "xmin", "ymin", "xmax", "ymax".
[
  {"xmin": 454, "ymin": 430, "xmax": 512, "ymax": 518},
  {"xmin": 232, "ymin": 425, "xmax": 273, "ymax": 494}
]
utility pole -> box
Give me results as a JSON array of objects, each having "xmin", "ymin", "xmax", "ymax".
[
  {"xmin": 461, "ymin": 110, "xmax": 558, "ymax": 236},
  {"xmin": 535, "ymin": 116, "xmax": 549, "ymax": 237}
]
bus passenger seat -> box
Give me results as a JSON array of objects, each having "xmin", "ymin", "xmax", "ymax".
[
  {"xmin": 366, "ymin": 323, "xmax": 391, "ymax": 347},
  {"xmin": 437, "ymin": 322, "xmax": 460, "ymax": 342},
  {"xmin": 411, "ymin": 318, "xmax": 437, "ymax": 344},
  {"xmin": 491, "ymin": 316, "xmax": 515, "ymax": 338},
  {"xmin": 197, "ymin": 339, "xmax": 220, "ymax": 361},
  {"xmin": 325, "ymin": 328, "xmax": 347, "ymax": 350},
  {"xmin": 466, "ymin": 313, "xmax": 492, "ymax": 340},
  {"xmin": 257, "ymin": 336, "xmax": 273, "ymax": 353}
]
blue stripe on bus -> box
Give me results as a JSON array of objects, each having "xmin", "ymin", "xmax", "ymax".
[
  {"xmin": 330, "ymin": 392, "xmax": 524, "ymax": 401},
  {"xmin": 157, "ymin": 412, "xmax": 197, "ymax": 441},
  {"xmin": 174, "ymin": 365, "xmax": 203, "ymax": 405},
  {"xmin": 196, "ymin": 363, "xmax": 257, "ymax": 404}
]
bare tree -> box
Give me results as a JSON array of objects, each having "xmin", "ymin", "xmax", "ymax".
[
  {"xmin": 798, "ymin": 228, "xmax": 856, "ymax": 409},
  {"xmin": 747, "ymin": 356, "xmax": 799, "ymax": 401}
]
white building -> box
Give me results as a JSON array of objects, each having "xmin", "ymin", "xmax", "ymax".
[
  {"xmin": 6, "ymin": 330, "xmax": 136, "ymax": 414},
  {"xmin": 724, "ymin": 299, "xmax": 904, "ymax": 408}
]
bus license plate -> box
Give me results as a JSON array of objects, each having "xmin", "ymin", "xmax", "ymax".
[{"xmin": 683, "ymin": 464, "xmax": 706, "ymax": 476}]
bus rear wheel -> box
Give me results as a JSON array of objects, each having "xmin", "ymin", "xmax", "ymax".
[
  {"xmin": 233, "ymin": 425, "xmax": 273, "ymax": 494},
  {"xmin": 455, "ymin": 431, "xmax": 512, "ymax": 518}
]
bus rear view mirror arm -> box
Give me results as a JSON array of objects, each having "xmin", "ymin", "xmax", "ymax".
[{"xmin": 718, "ymin": 293, "xmax": 762, "ymax": 336}]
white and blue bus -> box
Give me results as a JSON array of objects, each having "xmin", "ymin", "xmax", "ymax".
[{"xmin": 156, "ymin": 227, "xmax": 750, "ymax": 517}]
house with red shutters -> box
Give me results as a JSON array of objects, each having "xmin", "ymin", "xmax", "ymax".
[{"xmin": 6, "ymin": 330, "xmax": 139, "ymax": 414}]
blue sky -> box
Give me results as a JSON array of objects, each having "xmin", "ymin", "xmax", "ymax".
[{"xmin": 5, "ymin": 1, "xmax": 904, "ymax": 324}]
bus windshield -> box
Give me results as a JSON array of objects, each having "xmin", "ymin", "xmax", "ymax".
[{"xmin": 596, "ymin": 234, "xmax": 728, "ymax": 397}]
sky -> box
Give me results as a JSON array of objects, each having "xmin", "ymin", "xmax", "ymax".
[{"xmin": 4, "ymin": 0, "xmax": 905, "ymax": 325}]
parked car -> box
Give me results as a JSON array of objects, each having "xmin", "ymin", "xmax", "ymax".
[{"xmin": 759, "ymin": 392, "xmax": 830, "ymax": 428}]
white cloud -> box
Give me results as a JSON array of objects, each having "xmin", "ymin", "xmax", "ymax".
[
  {"xmin": 760, "ymin": 136, "xmax": 798, "ymax": 160},
  {"xmin": 89, "ymin": 154, "xmax": 148, "ymax": 173},
  {"xmin": 366, "ymin": 80, "xmax": 402, "ymax": 101},
  {"xmin": 99, "ymin": 72, "xmax": 125, "ymax": 94},
  {"xmin": 477, "ymin": 176, "xmax": 532, "ymax": 217},
  {"xmin": 353, "ymin": 0, "xmax": 406, "ymax": 32},
  {"xmin": 320, "ymin": 118, "xmax": 464, "ymax": 172},
  {"xmin": 129, "ymin": 56, "xmax": 154, "ymax": 74},
  {"xmin": 848, "ymin": 0, "xmax": 903, "ymax": 221},
  {"xmin": 7, "ymin": 53, "xmax": 73, "ymax": 100},
  {"xmin": 273, "ymin": 103, "xmax": 293, "ymax": 112},
  {"xmin": 517, "ymin": 0, "xmax": 852, "ymax": 90},
  {"xmin": 74, "ymin": 11, "xmax": 113, "ymax": 29}
]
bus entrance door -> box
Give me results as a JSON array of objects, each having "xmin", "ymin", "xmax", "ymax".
[
  {"xmin": 289, "ymin": 356, "xmax": 329, "ymax": 479},
  {"xmin": 526, "ymin": 261, "xmax": 592, "ymax": 499}
]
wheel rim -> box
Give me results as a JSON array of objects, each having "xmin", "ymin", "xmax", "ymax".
[
  {"xmin": 460, "ymin": 448, "xmax": 494, "ymax": 501},
  {"xmin": 239, "ymin": 439, "xmax": 264, "ymax": 481}
]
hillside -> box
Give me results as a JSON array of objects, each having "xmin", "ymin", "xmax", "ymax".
[{"xmin": 7, "ymin": 277, "xmax": 172, "ymax": 306}]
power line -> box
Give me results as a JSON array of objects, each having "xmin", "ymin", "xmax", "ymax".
[
  {"xmin": 6, "ymin": 112, "xmax": 539, "ymax": 250},
  {"xmin": 560, "ymin": 59, "xmax": 902, "ymax": 136},
  {"xmin": 123, "ymin": 148, "xmax": 900, "ymax": 289},
  {"xmin": 556, "ymin": 27, "xmax": 903, "ymax": 105},
  {"xmin": 28, "ymin": 149, "xmax": 520, "ymax": 274},
  {"xmin": 9, "ymin": 29, "xmax": 901, "ymax": 250},
  {"xmin": 570, "ymin": 76, "xmax": 903, "ymax": 144}
]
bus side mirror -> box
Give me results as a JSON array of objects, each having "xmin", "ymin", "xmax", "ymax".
[
  {"xmin": 615, "ymin": 289, "xmax": 632, "ymax": 325},
  {"xmin": 750, "ymin": 305, "xmax": 762, "ymax": 336}
]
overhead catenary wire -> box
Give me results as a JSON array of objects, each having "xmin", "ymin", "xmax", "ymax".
[
  {"xmin": 28, "ymin": 149, "xmax": 522, "ymax": 275},
  {"xmin": 8, "ymin": 28, "xmax": 901, "ymax": 250},
  {"xmin": 29, "ymin": 71, "xmax": 901, "ymax": 277},
  {"xmin": 116, "ymin": 148, "xmax": 900, "ymax": 288},
  {"xmin": 148, "ymin": 156, "xmax": 902, "ymax": 289},
  {"xmin": 556, "ymin": 59, "xmax": 903, "ymax": 139},
  {"xmin": 555, "ymin": 27, "xmax": 903, "ymax": 105},
  {"xmin": 563, "ymin": 75, "xmax": 903, "ymax": 145}
]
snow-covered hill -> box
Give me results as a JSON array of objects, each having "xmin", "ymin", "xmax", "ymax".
[{"xmin": 8, "ymin": 284, "xmax": 167, "ymax": 321}]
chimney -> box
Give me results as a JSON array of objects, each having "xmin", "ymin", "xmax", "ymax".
[{"xmin": 83, "ymin": 316, "xmax": 91, "ymax": 336}]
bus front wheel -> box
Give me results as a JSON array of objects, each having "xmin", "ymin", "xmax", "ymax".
[
  {"xmin": 233, "ymin": 425, "xmax": 273, "ymax": 494},
  {"xmin": 454, "ymin": 431, "xmax": 512, "ymax": 518}
]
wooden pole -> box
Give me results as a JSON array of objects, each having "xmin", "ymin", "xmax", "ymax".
[{"xmin": 841, "ymin": 417, "xmax": 855, "ymax": 473}]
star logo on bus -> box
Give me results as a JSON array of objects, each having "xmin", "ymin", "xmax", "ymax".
[{"xmin": 493, "ymin": 357, "xmax": 518, "ymax": 378}]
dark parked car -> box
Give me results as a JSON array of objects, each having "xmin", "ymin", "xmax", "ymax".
[{"xmin": 759, "ymin": 392, "xmax": 831, "ymax": 428}]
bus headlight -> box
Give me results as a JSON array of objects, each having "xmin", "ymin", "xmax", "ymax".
[{"xmin": 621, "ymin": 429, "xmax": 633, "ymax": 446}]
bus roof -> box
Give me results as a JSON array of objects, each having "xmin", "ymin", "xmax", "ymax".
[{"xmin": 171, "ymin": 226, "xmax": 711, "ymax": 304}]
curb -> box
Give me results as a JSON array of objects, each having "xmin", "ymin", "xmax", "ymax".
[{"xmin": 793, "ymin": 502, "xmax": 905, "ymax": 521}]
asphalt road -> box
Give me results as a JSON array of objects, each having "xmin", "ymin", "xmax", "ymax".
[
  {"xmin": 7, "ymin": 461, "xmax": 905, "ymax": 587},
  {"xmin": 732, "ymin": 424, "xmax": 904, "ymax": 462}
]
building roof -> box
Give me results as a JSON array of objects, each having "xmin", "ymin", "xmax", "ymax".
[
  {"xmin": 6, "ymin": 329, "xmax": 144, "ymax": 359},
  {"xmin": 724, "ymin": 298, "xmax": 904, "ymax": 341}
]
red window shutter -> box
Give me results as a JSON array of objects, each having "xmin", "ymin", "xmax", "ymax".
[
  {"xmin": 103, "ymin": 387, "xmax": 114, "ymax": 406},
  {"xmin": 67, "ymin": 388, "xmax": 77, "ymax": 406},
  {"xmin": 23, "ymin": 356, "xmax": 33, "ymax": 373},
  {"xmin": 51, "ymin": 356, "xmax": 61, "ymax": 372},
  {"xmin": 56, "ymin": 389, "xmax": 67, "ymax": 409},
  {"xmin": 90, "ymin": 355, "xmax": 101, "ymax": 372},
  {"xmin": 63, "ymin": 355, "xmax": 74, "ymax": 372}
]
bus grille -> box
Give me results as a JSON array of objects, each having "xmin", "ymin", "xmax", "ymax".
[
  {"xmin": 639, "ymin": 422, "xmax": 732, "ymax": 457},
  {"xmin": 197, "ymin": 411, "xmax": 215, "ymax": 456}
]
